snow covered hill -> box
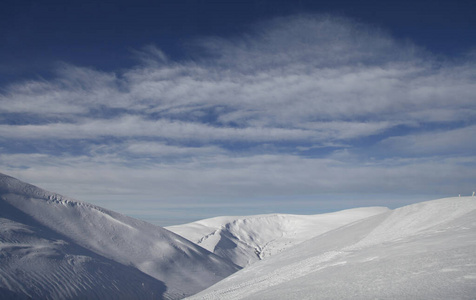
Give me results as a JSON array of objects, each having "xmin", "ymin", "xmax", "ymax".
[
  {"xmin": 188, "ymin": 197, "xmax": 476, "ymax": 299},
  {"xmin": 0, "ymin": 200, "xmax": 167, "ymax": 300},
  {"xmin": 167, "ymin": 207, "xmax": 389, "ymax": 267},
  {"xmin": 4, "ymin": 172, "xmax": 475, "ymax": 299},
  {"xmin": 0, "ymin": 173, "xmax": 239, "ymax": 299}
]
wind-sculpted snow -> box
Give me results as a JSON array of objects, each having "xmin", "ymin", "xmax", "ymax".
[
  {"xmin": 0, "ymin": 173, "xmax": 239, "ymax": 299},
  {"xmin": 188, "ymin": 197, "xmax": 476, "ymax": 299},
  {"xmin": 0, "ymin": 200, "xmax": 167, "ymax": 300},
  {"xmin": 167, "ymin": 207, "xmax": 389, "ymax": 267}
]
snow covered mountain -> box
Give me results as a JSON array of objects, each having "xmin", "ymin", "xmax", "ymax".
[
  {"xmin": 167, "ymin": 207, "xmax": 389, "ymax": 267},
  {"xmin": 188, "ymin": 197, "xmax": 476, "ymax": 299},
  {"xmin": 4, "ymin": 172, "xmax": 475, "ymax": 299},
  {"xmin": 0, "ymin": 173, "xmax": 239, "ymax": 300}
]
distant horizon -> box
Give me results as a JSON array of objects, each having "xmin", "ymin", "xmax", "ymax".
[
  {"xmin": 2, "ymin": 170, "xmax": 469, "ymax": 227},
  {"xmin": 1, "ymin": 1, "xmax": 475, "ymax": 226}
]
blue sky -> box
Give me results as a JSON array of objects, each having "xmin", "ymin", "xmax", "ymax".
[{"xmin": 1, "ymin": 1, "xmax": 475, "ymax": 226}]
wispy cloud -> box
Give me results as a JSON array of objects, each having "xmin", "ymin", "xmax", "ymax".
[
  {"xmin": 1, "ymin": 14, "xmax": 475, "ymax": 225},
  {"xmin": 0, "ymin": 115, "xmax": 317, "ymax": 142},
  {"xmin": 377, "ymin": 125, "xmax": 476, "ymax": 157}
]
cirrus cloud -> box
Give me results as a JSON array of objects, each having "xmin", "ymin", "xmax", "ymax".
[{"xmin": 1, "ymin": 14, "xmax": 475, "ymax": 225}]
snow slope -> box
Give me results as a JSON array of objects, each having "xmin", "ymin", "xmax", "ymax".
[
  {"xmin": 0, "ymin": 173, "xmax": 239, "ymax": 299},
  {"xmin": 188, "ymin": 197, "xmax": 476, "ymax": 299},
  {"xmin": 0, "ymin": 200, "xmax": 167, "ymax": 300},
  {"xmin": 167, "ymin": 207, "xmax": 389, "ymax": 267}
]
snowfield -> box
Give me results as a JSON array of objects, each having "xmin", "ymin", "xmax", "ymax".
[
  {"xmin": 166, "ymin": 207, "xmax": 389, "ymax": 267},
  {"xmin": 2, "ymin": 172, "xmax": 476, "ymax": 300},
  {"xmin": 187, "ymin": 197, "xmax": 476, "ymax": 299},
  {"xmin": 0, "ymin": 173, "xmax": 239, "ymax": 299}
]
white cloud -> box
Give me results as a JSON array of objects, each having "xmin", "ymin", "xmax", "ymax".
[
  {"xmin": 194, "ymin": 15, "xmax": 410, "ymax": 71},
  {"xmin": 2, "ymin": 17, "xmax": 474, "ymax": 135},
  {"xmin": 0, "ymin": 115, "xmax": 317, "ymax": 142},
  {"xmin": 3, "ymin": 152, "xmax": 474, "ymax": 204},
  {"xmin": 377, "ymin": 125, "xmax": 476, "ymax": 156},
  {"xmin": 131, "ymin": 44, "xmax": 169, "ymax": 66},
  {"xmin": 1, "ymin": 14, "xmax": 475, "ymax": 224},
  {"xmin": 124, "ymin": 142, "xmax": 223, "ymax": 157}
]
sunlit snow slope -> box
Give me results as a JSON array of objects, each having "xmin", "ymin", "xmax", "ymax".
[
  {"xmin": 167, "ymin": 207, "xmax": 388, "ymax": 267},
  {"xmin": 0, "ymin": 173, "xmax": 239, "ymax": 300},
  {"xmin": 189, "ymin": 197, "xmax": 476, "ymax": 300}
]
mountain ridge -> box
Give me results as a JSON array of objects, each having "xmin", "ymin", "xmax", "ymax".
[
  {"xmin": 188, "ymin": 196, "xmax": 476, "ymax": 299},
  {"xmin": 0, "ymin": 172, "xmax": 239, "ymax": 299},
  {"xmin": 167, "ymin": 207, "xmax": 389, "ymax": 267},
  {"xmin": 3, "ymin": 172, "xmax": 475, "ymax": 299}
]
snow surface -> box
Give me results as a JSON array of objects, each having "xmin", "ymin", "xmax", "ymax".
[
  {"xmin": 188, "ymin": 197, "xmax": 476, "ymax": 299},
  {"xmin": 167, "ymin": 207, "xmax": 389, "ymax": 267},
  {"xmin": 0, "ymin": 173, "xmax": 239, "ymax": 299},
  {"xmin": 3, "ymin": 172, "xmax": 475, "ymax": 299}
]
